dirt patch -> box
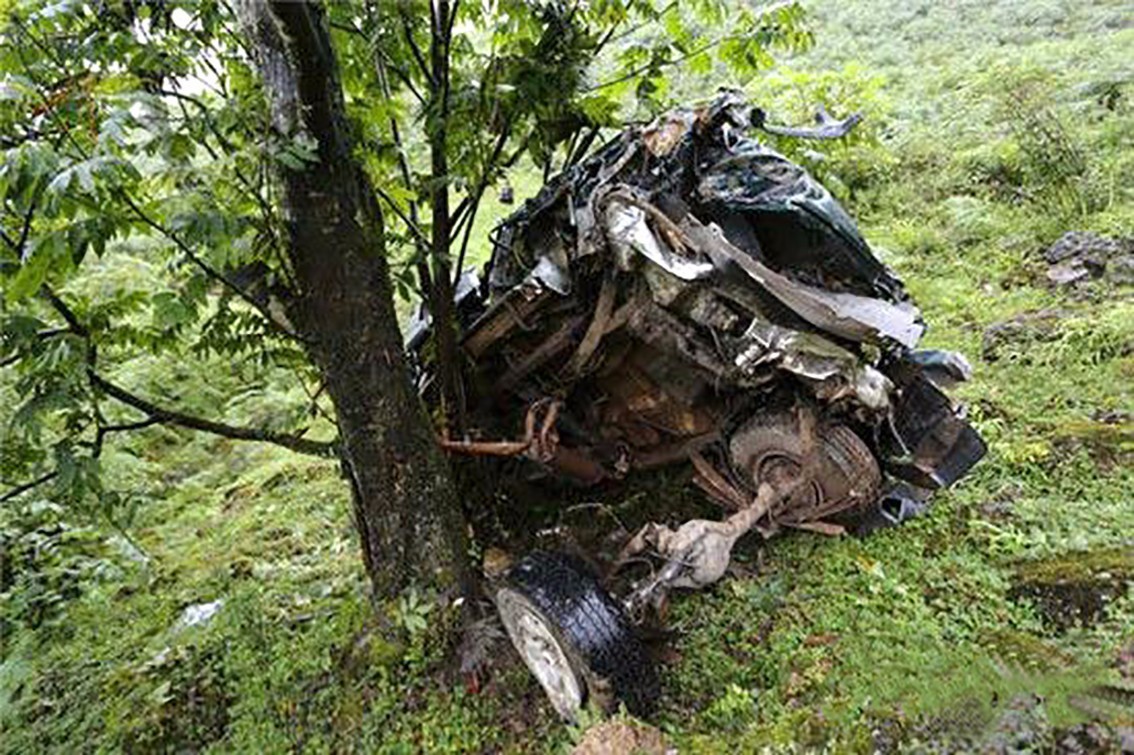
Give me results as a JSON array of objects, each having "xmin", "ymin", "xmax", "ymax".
[
  {"xmin": 1009, "ymin": 547, "xmax": 1134, "ymax": 633},
  {"xmin": 572, "ymin": 718, "xmax": 672, "ymax": 755}
]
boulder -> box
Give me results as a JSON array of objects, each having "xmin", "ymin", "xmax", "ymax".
[{"xmin": 1042, "ymin": 231, "xmax": 1134, "ymax": 287}]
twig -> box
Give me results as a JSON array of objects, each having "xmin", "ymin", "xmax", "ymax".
[
  {"xmin": 376, "ymin": 46, "xmax": 425, "ymax": 106},
  {"xmin": 0, "ymin": 472, "xmax": 58, "ymax": 504},
  {"xmin": 447, "ymin": 120, "xmax": 513, "ymax": 267},
  {"xmin": 452, "ymin": 191, "xmax": 481, "ymax": 284},
  {"xmin": 374, "ymin": 184, "xmax": 431, "ymax": 252},
  {"xmin": 445, "ymin": 0, "xmax": 461, "ymax": 43},
  {"xmin": 400, "ymin": 10, "xmax": 434, "ymax": 88}
]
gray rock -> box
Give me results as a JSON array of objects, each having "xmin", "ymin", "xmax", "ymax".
[
  {"xmin": 1106, "ymin": 254, "xmax": 1134, "ymax": 286},
  {"xmin": 1044, "ymin": 231, "xmax": 1122, "ymax": 264},
  {"xmin": 1046, "ymin": 262, "xmax": 1092, "ymax": 286},
  {"xmin": 1042, "ymin": 232, "xmax": 1134, "ymax": 288},
  {"xmin": 982, "ymin": 309, "xmax": 1065, "ymax": 361}
]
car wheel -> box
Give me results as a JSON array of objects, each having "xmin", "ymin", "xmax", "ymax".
[
  {"xmin": 729, "ymin": 407, "xmax": 881, "ymax": 522},
  {"xmin": 496, "ymin": 551, "xmax": 659, "ymax": 720}
]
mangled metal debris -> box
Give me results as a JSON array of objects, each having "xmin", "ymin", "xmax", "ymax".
[{"xmin": 412, "ymin": 92, "xmax": 986, "ymax": 720}]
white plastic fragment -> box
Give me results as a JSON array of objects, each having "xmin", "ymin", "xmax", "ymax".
[{"xmin": 172, "ymin": 599, "xmax": 224, "ymax": 632}]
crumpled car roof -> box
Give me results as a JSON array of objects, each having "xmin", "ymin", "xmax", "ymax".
[{"xmin": 483, "ymin": 91, "xmax": 923, "ymax": 354}]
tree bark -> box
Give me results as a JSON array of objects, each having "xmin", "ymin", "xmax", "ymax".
[{"xmin": 239, "ymin": 0, "xmax": 471, "ymax": 598}]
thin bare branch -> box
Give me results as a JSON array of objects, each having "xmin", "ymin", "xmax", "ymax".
[
  {"xmin": 374, "ymin": 184, "xmax": 431, "ymax": 252},
  {"xmin": 452, "ymin": 190, "xmax": 481, "ymax": 283},
  {"xmin": 87, "ymin": 416, "xmax": 162, "ymax": 458},
  {"xmin": 88, "ymin": 372, "xmax": 337, "ymax": 457},
  {"xmin": 400, "ymin": 10, "xmax": 434, "ymax": 88},
  {"xmin": 445, "ymin": 0, "xmax": 461, "ymax": 44},
  {"xmin": 42, "ymin": 287, "xmax": 87, "ymax": 335},
  {"xmin": 448, "ymin": 121, "xmax": 512, "ymax": 252},
  {"xmin": 99, "ymin": 417, "xmax": 162, "ymax": 435},
  {"xmin": 377, "ymin": 47, "xmax": 425, "ymax": 106},
  {"xmin": 0, "ymin": 472, "xmax": 57, "ymax": 504}
]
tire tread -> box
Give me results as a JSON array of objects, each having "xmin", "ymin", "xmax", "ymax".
[{"xmin": 505, "ymin": 551, "xmax": 659, "ymax": 716}]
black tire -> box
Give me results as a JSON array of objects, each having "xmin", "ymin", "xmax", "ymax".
[
  {"xmin": 499, "ymin": 551, "xmax": 659, "ymax": 718},
  {"xmin": 728, "ymin": 408, "xmax": 881, "ymax": 522}
]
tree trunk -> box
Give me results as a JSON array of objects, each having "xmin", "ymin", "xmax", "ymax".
[
  {"xmin": 427, "ymin": 0, "xmax": 465, "ymax": 432},
  {"xmin": 239, "ymin": 0, "xmax": 471, "ymax": 598}
]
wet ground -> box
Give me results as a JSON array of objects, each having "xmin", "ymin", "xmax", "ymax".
[{"xmin": 1009, "ymin": 548, "xmax": 1134, "ymax": 634}]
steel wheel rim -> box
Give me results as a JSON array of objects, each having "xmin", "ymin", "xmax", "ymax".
[{"xmin": 496, "ymin": 588, "xmax": 584, "ymax": 720}]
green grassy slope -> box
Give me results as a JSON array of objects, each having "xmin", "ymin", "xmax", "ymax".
[{"xmin": 2, "ymin": 1, "xmax": 1132, "ymax": 752}]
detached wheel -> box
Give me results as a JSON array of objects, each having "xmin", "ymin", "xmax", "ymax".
[{"xmin": 496, "ymin": 551, "xmax": 659, "ymax": 720}]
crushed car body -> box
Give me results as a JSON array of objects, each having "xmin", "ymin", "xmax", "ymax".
[{"xmin": 410, "ymin": 92, "xmax": 986, "ymax": 719}]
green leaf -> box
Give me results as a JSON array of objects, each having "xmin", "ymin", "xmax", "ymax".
[
  {"xmin": 688, "ymin": 50, "xmax": 713, "ymax": 76},
  {"xmin": 6, "ymin": 236, "xmax": 59, "ymax": 302},
  {"xmin": 151, "ymin": 291, "xmax": 193, "ymax": 330}
]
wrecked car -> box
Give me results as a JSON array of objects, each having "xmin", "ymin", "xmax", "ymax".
[{"xmin": 409, "ymin": 92, "xmax": 986, "ymax": 720}]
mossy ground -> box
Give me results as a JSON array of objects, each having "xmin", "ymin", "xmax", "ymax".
[{"xmin": 3, "ymin": 1, "xmax": 1132, "ymax": 752}]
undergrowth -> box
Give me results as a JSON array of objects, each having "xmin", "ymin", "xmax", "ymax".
[{"xmin": 2, "ymin": 0, "xmax": 1132, "ymax": 752}]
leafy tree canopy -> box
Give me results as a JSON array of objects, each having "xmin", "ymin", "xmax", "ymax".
[{"xmin": 0, "ymin": 0, "xmax": 809, "ymax": 540}]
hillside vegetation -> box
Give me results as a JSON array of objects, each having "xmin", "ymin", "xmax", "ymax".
[{"xmin": 2, "ymin": 0, "xmax": 1132, "ymax": 752}]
